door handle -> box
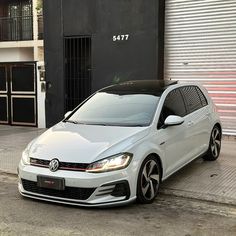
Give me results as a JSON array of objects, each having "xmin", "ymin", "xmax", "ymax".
[
  {"xmin": 187, "ymin": 121, "xmax": 194, "ymax": 126},
  {"xmin": 205, "ymin": 108, "xmax": 210, "ymax": 116}
]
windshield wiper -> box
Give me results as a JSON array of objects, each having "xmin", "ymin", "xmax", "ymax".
[
  {"xmin": 64, "ymin": 120, "xmax": 78, "ymax": 124},
  {"xmin": 87, "ymin": 123, "xmax": 146, "ymax": 127},
  {"xmin": 115, "ymin": 124, "xmax": 147, "ymax": 127},
  {"xmin": 84, "ymin": 123, "xmax": 108, "ymax": 126},
  {"xmin": 64, "ymin": 120, "xmax": 146, "ymax": 127}
]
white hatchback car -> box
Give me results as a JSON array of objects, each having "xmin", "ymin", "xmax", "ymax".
[{"xmin": 18, "ymin": 80, "xmax": 222, "ymax": 207}]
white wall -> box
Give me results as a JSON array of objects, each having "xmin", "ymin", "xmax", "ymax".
[
  {"xmin": 36, "ymin": 61, "xmax": 46, "ymax": 128},
  {"xmin": 0, "ymin": 48, "xmax": 34, "ymax": 62}
]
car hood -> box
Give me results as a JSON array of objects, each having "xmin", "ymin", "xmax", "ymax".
[{"xmin": 29, "ymin": 122, "xmax": 150, "ymax": 163}]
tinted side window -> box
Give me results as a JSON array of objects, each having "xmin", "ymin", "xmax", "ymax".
[
  {"xmin": 158, "ymin": 89, "xmax": 186, "ymax": 128},
  {"xmin": 181, "ymin": 86, "xmax": 203, "ymax": 114},
  {"xmin": 196, "ymin": 86, "xmax": 208, "ymax": 107}
]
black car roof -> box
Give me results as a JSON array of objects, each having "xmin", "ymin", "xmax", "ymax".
[{"xmin": 100, "ymin": 80, "xmax": 178, "ymax": 96}]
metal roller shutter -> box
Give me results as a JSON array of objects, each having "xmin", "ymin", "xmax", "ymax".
[{"xmin": 164, "ymin": 0, "xmax": 236, "ymax": 135}]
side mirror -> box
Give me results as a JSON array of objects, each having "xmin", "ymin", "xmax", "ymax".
[
  {"xmin": 164, "ymin": 115, "xmax": 184, "ymax": 127},
  {"xmin": 64, "ymin": 111, "xmax": 72, "ymax": 118}
]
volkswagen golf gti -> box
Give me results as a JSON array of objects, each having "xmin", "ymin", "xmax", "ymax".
[{"xmin": 18, "ymin": 80, "xmax": 222, "ymax": 207}]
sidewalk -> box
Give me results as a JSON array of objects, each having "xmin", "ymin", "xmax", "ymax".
[
  {"xmin": 0, "ymin": 125, "xmax": 236, "ymax": 205},
  {"xmin": 160, "ymin": 137, "xmax": 236, "ymax": 205},
  {"xmin": 0, "ymin": 125, "xmax": 45, "ymax": 173}
]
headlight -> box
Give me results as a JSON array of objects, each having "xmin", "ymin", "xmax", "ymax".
[
  {"xmin": 86, "ymin": 153, "xmax": 133, "ymax": 173},
  {"xmin": 21, "ymin": 149, "xmax": 30, "ymax": 165},
  {"xmin": 21, "ymin": 139, "xmax": 36, "ymax": 165}
]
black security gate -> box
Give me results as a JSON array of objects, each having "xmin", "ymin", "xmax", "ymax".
[
  {"xmin": 0, "ymin": 63, "xmax": 37, "ymax": 126},
  {"xmin": 0, "ymin": 66, "xmax": 8, "ymax": 124},
  {"xmin": 64, "ymin": 36, "xmax": 92, "ymax": 112}
]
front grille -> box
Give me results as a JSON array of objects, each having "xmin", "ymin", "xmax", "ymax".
[
  {"xmin": 21, "ymin": 179, "xmax": 95, "ymax": 200},
  {"xmin": 30, "ymin": 158, "xmax": 50, "ymax": 167},
  {"xmin": 30, "ymin": 158, "xmax": 89, "ymax": 171},
  {"xmin": 60, "ymin": 162, "xmax": 89, "ymax": 171}
]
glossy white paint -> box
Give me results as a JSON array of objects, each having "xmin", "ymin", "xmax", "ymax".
[
  {"xmin": 18, "ymin": 82, "xmax": 221, "ymax": 207},
  {"xmin": 164, "ymin": 115, "xmax": 184, "ymax": 126},
  {"xmin": 28, "ymin": 123, "xmax": 150, "ymax": 164}
]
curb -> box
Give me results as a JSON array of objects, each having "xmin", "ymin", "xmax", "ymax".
[
  {"xmin": 159, "ymin": 188, "xmax": 236, "ymax": 207},
  {"xmin": 0, "ymin": 170, "xmax": 17, "ymax": 177}
]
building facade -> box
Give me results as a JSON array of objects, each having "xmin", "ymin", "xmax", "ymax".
[
  {"xmin": 0, "ymin": 0, "xmax": 45, "ymax": 128},
  {"xmin": 43, "ymin": 0, "xmax": 236, "ymax": 134},
  {"xmin": 43, "ymin": 0, "xmax": 165, "ymax": 127}
]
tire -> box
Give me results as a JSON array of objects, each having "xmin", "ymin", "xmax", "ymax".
[
  {"xmin": 203, "ymin": 125, "xmax": 222, "ymax": 161},
  {"xmin": 136, "ymin": 156, "xmax": 161, "ymax": 204}
]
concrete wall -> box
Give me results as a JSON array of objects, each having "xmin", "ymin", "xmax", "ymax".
[
  {"xmin": 36, "ymin": 61, "xmax": 46, "ymax": 128},
  {"xmin": 44, "ymin": 0, "xmax": 165, "ymax": 127},
  {"xmin": 0, "ymin": 48, "xmax": 34, "ymax": 62},
  {"xmin": 43, "ymin": 0, "xmax": 64, "ymax": 127}
]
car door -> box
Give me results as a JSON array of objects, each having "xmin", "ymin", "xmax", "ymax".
[
  {"xmin": 180, "ymin": 86, "xmax": 211, "ymax": 159},
  {"xmin": 157, "ymin": 88, "xmax": 190, "ymax": 176}
]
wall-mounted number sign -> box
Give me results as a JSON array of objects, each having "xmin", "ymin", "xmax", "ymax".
[{"xmin": 113, "ymin": 34, "xmax": 129, "ymax": 42}]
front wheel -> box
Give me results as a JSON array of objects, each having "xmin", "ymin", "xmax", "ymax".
[
  {"xmin": 136, "ymin": 156, "xmax": 161, "ymax": 204},
  {"xmin": 203, "ymin": 125, "xmax": 221, "ymax": 161}
]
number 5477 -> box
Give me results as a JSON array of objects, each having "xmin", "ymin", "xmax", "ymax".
[{"xmin": 113, "ymin": 34, "xmax": 129, "ymax": 41}]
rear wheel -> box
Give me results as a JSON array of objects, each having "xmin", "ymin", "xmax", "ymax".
[
  {"xmin": 203, "ymin": 125, "xmax": 221, "ymax": 161},
  {"xmin": 136, "ymin": 156, "xmax": 161, "ymax": 204}
]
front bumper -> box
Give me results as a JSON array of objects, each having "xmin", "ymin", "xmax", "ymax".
[{"xmin": 18, "ymin": 161, "xmax": 137, "ymax": 207}]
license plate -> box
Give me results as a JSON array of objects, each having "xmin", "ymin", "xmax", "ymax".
[{"xmin": 37, "ymin": 176, "xmax": 65, "ymax": 191}]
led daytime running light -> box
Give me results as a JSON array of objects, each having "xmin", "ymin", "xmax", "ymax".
[{"xmin": 86, "ymin": 153, "xmax": 132, "ymax": 173}]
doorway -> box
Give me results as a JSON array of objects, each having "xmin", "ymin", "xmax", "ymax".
[
  {"xmin": 64, "ymin": 36, "xmax": 92, "ymax": 112},
  {"xmin": 0, "ymin": 62, "xmax": 37, "ymax": 126}
]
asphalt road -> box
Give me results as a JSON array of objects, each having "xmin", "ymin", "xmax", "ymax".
[{"xmin": 0, "ymin": 174, "xmax": 236, "ymax": 236}]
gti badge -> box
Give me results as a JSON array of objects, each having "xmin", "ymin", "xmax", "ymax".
[{"xmin": 49, "ymin": 158, "xmax": 60, "ymax": 172}]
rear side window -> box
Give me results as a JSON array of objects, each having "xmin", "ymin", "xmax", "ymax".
[
  {"xmin": 181, "ymin": 86, "xmax": 204, "ymax": 114},
  {"xmin": 158, "ymin": 89, "xmax": 186, "ymax": 128},
  {"xmin": 196, "ymin": 86, "xmax": 208, "ymax": 107}
]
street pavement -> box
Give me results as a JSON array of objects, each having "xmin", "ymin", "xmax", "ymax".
[
  {"xmin": 0, "ymin": 125, "xmax": 45, "ymax": 173},
  {"xmin": 161, "ymin": 137, "xmax": 236, "ymax": 205},
  {"xmin": 0, "ymin": 174, "xmax": 236, "ymax": 236},
  {"xmin": 0, "ymin": 125, "xmax": 236, "ymax": 207}
]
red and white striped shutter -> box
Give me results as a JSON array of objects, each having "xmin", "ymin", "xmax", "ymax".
[{"xmin": 164, "ymin": 0, "xmax": 236, "ymax": 135}]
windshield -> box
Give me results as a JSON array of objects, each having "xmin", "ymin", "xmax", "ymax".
[{"xmin": 66, "ymin": 92, "xmax": 160, "ymax": 127}]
